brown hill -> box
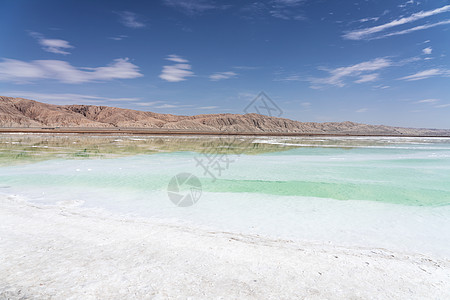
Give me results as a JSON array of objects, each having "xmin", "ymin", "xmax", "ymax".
[{"xmin": 1, "ymin": 96, "xmax": 449, "ymax": 136}]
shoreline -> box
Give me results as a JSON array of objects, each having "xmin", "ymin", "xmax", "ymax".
[
  {"xmin": 1, "ymin": 195, "xmax": 449, "ymax": 299},
  {"xmin": 1, "ymin": 127, "xmax": 450, "ymax": 137}
]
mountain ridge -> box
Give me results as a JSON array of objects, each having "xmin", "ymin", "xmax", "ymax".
[{"xmin": 1, "ymin": 96, "xmax": 449, "ymax": 136}]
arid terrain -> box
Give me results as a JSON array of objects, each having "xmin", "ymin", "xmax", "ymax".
[{"xmin": 1, "ymin": 96, "xmax": 449, "ymax": 136}]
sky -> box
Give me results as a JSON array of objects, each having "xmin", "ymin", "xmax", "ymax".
[{"xmin": 0, "ymin": 0, "xmax": 449, "ymax": 128}]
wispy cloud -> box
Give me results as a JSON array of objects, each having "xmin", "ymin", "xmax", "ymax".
[
  {"xmin": 416, "ymin": 98, "xmax": 439, "ymax": 104},
  {"xmin": 154, "ymin": 103, "xmax": 193, "ymax": 109},
  {"xmin": 373, "ymin": 84, "xmax": 390, "ymax": 89},
  {"xmin": 155, "ymin": 104, "xmax": 178, "ymax": 109},
  {"xmin": 2, "ymin": 91, "xmax": 141, "ymax": 105},
  {"xmin": 166, "ymin": 54, "xmax": 189, "ymax": 63},
  {"xmin": 159, "ymin": 55, "xmax": 194, "ymax": 82},
  {"xmin": 135, "ymin": 101, "xmax": 163, "ymax": 107},
  {"xmin": 379, "ymin": 19, "xmax": 450, "ymax": 39},
  {"xmin": 274, "ymin": 74, "xmax": 302, "ymax": 82},
  {"xmin": 0, "ymin": 58, "xmax": 143, "ymax": 84},
  {"xmin": 354, "ymin": 73, "xmax": 379, "ymax": 83},
  {"xmin": 209, "ymin": 71, "xmax": 237, "ymax": 81},
  {"xmin": 108, "ymin": 35, "xmax": 128, "ymax": 41},
  {"xmin": 412, "ymin": 98, "xmax": 450, "ymax": 109},
  {"xmin": 117, "ymin": 11, "xmax": 145, "ymax": 28},
  {"xmin": 422, "ymin": 47, "xmax": 432, "ymax": 55},
  {"xmin": 310, "ymin": 58, "xmax": 391, "ymax": 88},
  {"xmin": 399, "ymin": 68, "xmax": 450, "ymax": 81},
  {"xmin": 232, "ymin": 66, "xmax": 259, "ymax": 70},
  {"xmin": 29, "ymin": 32, "xmax": 74, "ymax": 55},
  {"xmin": 356, "ymin": 108, "xmax": 368, "ymax": 113},
  {"xmin": 343, "ymin": 5, "xmax": 450, "ymax": 40},
  {"xmin": 398, "ymin": 0, "xmax": 415, "ymax": 8},
  {"xmin": 358, "ymin": 17, "xmax": 379, "ymax": 23},
  {"xmin": 163, "ymin": 0, "xmax": 228, "ymax": 15},
  {"xmin": 435, "ymin": 103, "xmax": 450, "ymax": 108}
]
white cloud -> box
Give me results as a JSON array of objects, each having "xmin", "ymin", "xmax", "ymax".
[
  {"xmin": 166, "ymin": 54, "xmax": 189, "ymax": 63},
  {"xmin": 209, "ymin": 71, "xmax": 237, "ymax": 81},
  {"xmin": 135, "ymin": 101, "xmax": 163, "ymax": 107},
  {"xmin": 39, "ymin": 39, "xmax": 73, "ymax": 55},
  {"xmin": 412, "ymin": 99, "xmax": 450, "ymax": 109},
  {"xmin": 396, "ymin": 56, "xmax": 422, "ymax": 65},
  {"xmin": 109, "ymin": 35, "xmax": 128, "ymax": 41},
  {"xmin": 159, "ymin": 65, "xmax": 193, "ymax": 82},
  {"xmin": 310, "ymin": 58, "xmax": 391, "ymax": 88},
  {"xmin": 356, "ymin": 108, "xmax": 368, "ymax": 113},
  {"xmin": 30, "ymin": 32, "xmax": 73, "ymax": 55},
  {"xmin": 2, "ymin": 91, "xmax": 140, "ymax": 105},
  {"xmin": 159, "ymin": 55, "xmax": 194, "ymax": 82},
  {"xmin": 416, "ymin": 99, "xmax": 439, "ymax": 104},
  {"xmin": 373, "ymin": 84, "xmax": 390, "ymax": 89},
  {"xmin": 155, "ymin": 104, "xmax": 179, "ymax": 109},
  {"xmin": 399, "ymin": 0, "xmax": 415, "ymax": 8},
  {"xmin": 117, "ymin": 11, "xmax": 145, "ymax": 28},
  {"xmin": 422, "ymin": 47, "xmax": 432, "ymax": 55},
  {"xmin": 358, "ymin": 17, "xmax": 380, "ymax": 23},
  {"xmin": 435, "ymin": 103, "xmax": 450, "ymax": 108},
  {"xmin": 399, "ymin": 69, "xmax": 449, "ymax": 81},
  {"xmin": 343, "ymin": 5, "xmax": 450, "ymax": 40},
  {"xmin": 232, "ymin": 66, "xmax": 259, "ymax": 70},
  {"xmin": 354, "ymin": 73, "xmax": 379, "ymax": 83},
  {"xmin": 0, "ymin": 58, "xmax": 143, "ymax": 83},
  {"xmin": 379, "ymin": 19, "xmax": 450, "ymax": 39}
]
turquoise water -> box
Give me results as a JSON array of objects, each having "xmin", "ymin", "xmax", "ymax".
[
  {"xmin": 1, "ymin": 134, "xmax": 450, "ymax": 256},
  {"xmin": 2, "ymin": 135, "xmax": 450, "ymax": 206}
]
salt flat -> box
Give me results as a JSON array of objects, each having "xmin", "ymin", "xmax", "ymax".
[{"xmin": 1, "ymin": 195, "xmax": 449, "ymax": 300}]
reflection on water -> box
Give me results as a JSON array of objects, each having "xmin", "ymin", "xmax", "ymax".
[
  {"xmin": 2, "ymin": 134, "xmax": 450, "ymax": 166},
  {"xmin": 0, "ymin": 134, "xmax": 293, "ymax": 166}
]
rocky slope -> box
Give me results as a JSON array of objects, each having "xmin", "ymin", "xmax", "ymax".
[{"xmin": 1, "ymin": 96, "xmax": 449, "ymax": 135}]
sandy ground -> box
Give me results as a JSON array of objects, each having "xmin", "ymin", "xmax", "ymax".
[{"xmin": 1, "ymin": 195, "xmax": 449, "ymax": 299}]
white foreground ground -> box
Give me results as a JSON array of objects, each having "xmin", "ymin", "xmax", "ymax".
[{"xmin": 1, "ymin": 195, "xmax": 449, "ymax": 299}]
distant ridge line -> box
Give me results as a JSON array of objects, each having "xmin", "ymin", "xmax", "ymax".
[{"xmin": 1, "ymin": 96, "xmax": 449, "ymax": 136}]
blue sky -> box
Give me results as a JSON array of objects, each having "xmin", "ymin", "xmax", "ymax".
[{"xmin": 1, "ymin": 0, "xmax": 449, "ymax": 128}]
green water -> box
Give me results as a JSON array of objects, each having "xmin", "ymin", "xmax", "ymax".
[{"xmin": 1, "ymin": 134, "xmax": 450, "ymax": 207}]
